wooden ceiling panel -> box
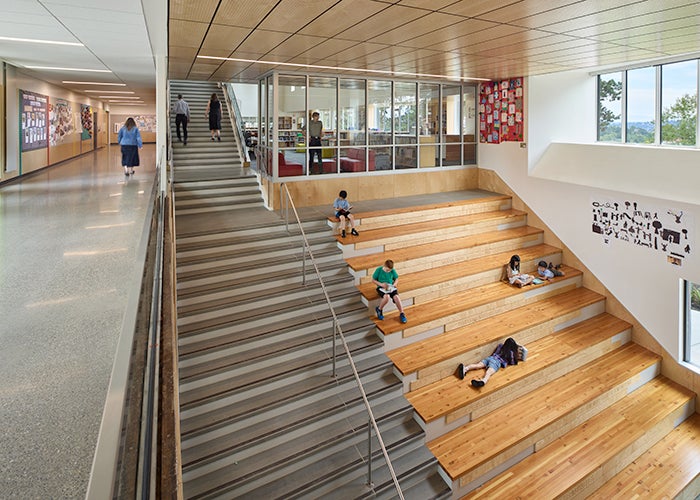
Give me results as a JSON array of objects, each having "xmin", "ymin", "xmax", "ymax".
[
  {"xmin": 301, "ymin": 39, "xmax": 362, "ymax": 62},
  {"xmin": 440, "ymin": 0, "xmax": 530, "ymax": 19},
  {"xmin": 236, "ymin": 29, "xmax": 291, "ymax": 54},
  {"xmin": 347, "ymin": 46, "xmax": 417, "ymax": 66},
  {"xmin": 372, "ymin": 12, "xmax": 465, "ymax": 46},
  {"xmin": 566, "ymin": 7, "xmax": 700, "ymax": 39},
  {"xmin": 298, "ymin": 0, "xmax": 388, "ymax": 38},
  {"xmin": 213, "ymin": 0, "xmax": 279, "ymax": 29},
  {"xmin": 169, "ymin": 19, "xmax": 209, "ymax": 49},
  {"xmin": 169, "ymin": 0, "xmax": 220, "ymax": 23},
  {"xmin": 398, "ymin": 0, "xmax": 459, "ymax": 10},
  {"xmin": 430, "ymin": 24, "xmax": 527, "ymax": 52},
  {"xmin": 201, "ymin": 25, "xmax": 251, "ymax": 53},
  {"xmin": 587, "ymin": 16, "xmax": 700, "ymax": 44},
  {"xmin": 399, "ymin": 18, "xmax": 496, "ymax": 49},
  {"xmin": 465, "ymin": 30, "xmax": 555, "ymax": 55},
  {"xmin": 259, "ymin": 0, "xmax": 339, "ymax": 33},
  {"xmin": 337, "ymin": 4, "xmax": 427, "ymax": 42},
  {"xmin": 168, "ymin": 46, "xmax": 198, "ymax": 63},
  {"xmin": 325, "ymin": 42, "xmax": 393, "ymax": 65},
  {"xmin": 534, "ymin": 0, "xmax": 700, "ymax": 34},
  {"xmin": 264, "ymin": 34, "xmax": 328, "ymax": 59}
]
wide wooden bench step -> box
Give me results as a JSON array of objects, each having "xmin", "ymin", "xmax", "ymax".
[
  {"xmin": 428, "ymin": 343, "xmax": 660, "ymax": 485},
  {"xmin": 376, "ymin": 266, "xmax": 584, "ymax": 340},
  {"xmin": 357, "ymin": 243, "xmax": 562, "ymax": 303},
  {"xmin": 405, "ymin": 313, "xmax": 631, "ymax": 426},
  {"xmin": 346, "ymin": 225, "xmax": 544, "ymax": 279},
  {"xmin": 464, "ymin": 376, "xmax": 695, "ymax": 499},
  {"xmin": 588, "ymin": 412, "xmax": 700, "ymax": 499},
  {"xmin": 389, "ymin": 285, "xmax": 602, "ymax": 377},
  {"xmin": 335, "ymin": 209, "xmax": 526, "ymax": 250},
  {"xmin": 327, "ymin": 194, "xmax": 512, "ymax": 231}
]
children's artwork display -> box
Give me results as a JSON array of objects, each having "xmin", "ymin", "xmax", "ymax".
[
  {"xmin": 49, "ymin": 99, "xmax": 76, "ymax": 146},
  {"xmin": 591, "ymin": 197, "xmax": 693, "ymax": 266},
  {"xmin": 479, "ymin": 78, "xmax": 523, "ymax": 144},
  {"xmin": 80, "ymin": 104, "xmax": 93, "ymax": 140},
  {"xmin": 20, "ymin": 90, "xmax": 48, "ymax": 151}
]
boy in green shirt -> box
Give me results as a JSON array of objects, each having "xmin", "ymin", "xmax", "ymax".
[{"xmin": 371, "ymin": 259, "xmax": 407, "ymax": 323}]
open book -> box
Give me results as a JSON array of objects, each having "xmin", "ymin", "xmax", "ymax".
[{"xmin": 379, "ymin": 285, "xmax": 397, "ymax": 293}]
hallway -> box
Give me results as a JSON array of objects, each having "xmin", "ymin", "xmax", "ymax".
[{"xmin": 0, "ymin": 144, "xmax": 156, "ymax": 497}]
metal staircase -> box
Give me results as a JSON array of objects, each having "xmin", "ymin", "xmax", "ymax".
[{"xmin": 169, "ymin": 80, "xmax": 449, "ymax": 499}]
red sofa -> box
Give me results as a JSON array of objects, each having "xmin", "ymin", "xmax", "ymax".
[
  {"xmin": 340, "ymin": 148, "xmax": 375, "ymax": 172},
  {"xmin": 278, "ymin": 152, "xmax": 303, "ymax": 177}
]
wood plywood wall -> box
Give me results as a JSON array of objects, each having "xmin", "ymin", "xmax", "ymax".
[{"xmin": 271, "ymin": 167, "xmax": 478, "ymax": 209}]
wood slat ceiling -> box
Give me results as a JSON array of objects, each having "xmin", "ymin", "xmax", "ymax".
[{"xmin": 168, "ymin": 0, "xmax": 700, "ymax": 83}]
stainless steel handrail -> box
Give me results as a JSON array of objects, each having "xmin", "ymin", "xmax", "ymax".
[
  {"xmin": 222, "ymin": 83, "xmax": 251, "ymax": 165},
  {"xmin": 279, "ymin": 183, "xmax": 404, "ymax": 499},
  {"xmin": 136, "ymin": 145, "xmax": 166, "ymax": 499}
]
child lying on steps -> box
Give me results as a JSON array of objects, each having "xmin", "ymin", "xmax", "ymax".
[
  {"xmin": 457, "ymin": 337, "xmax": 528, "ymax": 388},
  {"xmin": 537, "ymin": 260, "xmax": 565, "ymax": 280}
]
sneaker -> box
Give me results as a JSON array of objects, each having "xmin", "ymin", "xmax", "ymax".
[
  {"xmin": 341, "ymin": 230, "xmax": 346, "ymax": 238},
  {"xmin": 399, "ymin": 312, "xmax": 407, "ymax": 323},
  {"xmin": 351, "ymin": 228, "xmax": 359, "ymax": 236},
  {"xmin": 217, "ymin": 136, "xmax": 221, "ymax": 141},
  {"xmin": 471, "ymin": 379, "xmax": 485, "ymax": 388},
  {"xmin": 183, "ymin": 141, "xmax": 187, "ymax": 146},
  {"xmin": 375, "ymin": 307, "xmax": 384, "ymax": 320},
  {"xmin": 211, "ymin": 137, "xmax": 215, "ymax": 141},
  {"xmin": 457, "ymin": 363, "xmax": 465, "ymax": 380}
]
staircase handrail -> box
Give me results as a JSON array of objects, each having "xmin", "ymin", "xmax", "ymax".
[
  {"xmin": 221, "ymin": 83, "xmax": 251, "ymax": 166},
  {"xmin": 279, "ymin": 182, "xmax": 404, "ymax": 499}
]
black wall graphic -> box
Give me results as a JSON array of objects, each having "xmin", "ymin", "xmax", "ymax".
[{"xmin": 591, "ymin": 198, "xmax": 693, "ymax": 266}]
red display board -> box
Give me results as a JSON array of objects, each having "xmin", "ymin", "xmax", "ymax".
[{"xmin": 479, "ymin": 78, "xmax": 524, "ymax": 143}]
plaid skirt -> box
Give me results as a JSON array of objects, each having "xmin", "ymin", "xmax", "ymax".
[{"xmin": 121, "ymin": 145, "xmax": 140, "ymax": 167}]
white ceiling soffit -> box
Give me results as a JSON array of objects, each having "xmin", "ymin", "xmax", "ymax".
[{"xmin": 0, "ymin": 0, "xmax": 155, "ymax": 101}]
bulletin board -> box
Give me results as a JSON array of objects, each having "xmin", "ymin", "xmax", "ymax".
[
  {"xmin": 479, "ymin": 77, "xmax": 524, "ymax": 144},
  {"xmin": 20, "ymin": 90, "xmax": 49, "ymax": 152}
]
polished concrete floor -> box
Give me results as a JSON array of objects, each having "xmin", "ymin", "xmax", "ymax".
[{"xmin": 0, "ymin": 145, "xmax": 156, "ymax": 498}]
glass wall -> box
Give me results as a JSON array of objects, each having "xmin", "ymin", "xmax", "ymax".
[
  {"xmin": 277, "ymin": 75, "xmax": 306, "ymax": 176},
  {"xmin": 258, "ymin": 73, "xmax": 477, "ymax": 177},
  {"xmin": 661, "ymin": 60, "xmax": 697, "ymax": 146},
  {"xmin": 597, "ymin": 72, "xmax": 622, "ymax": 142},
  {"xmin": 626, "ymin": 66, "xmax": 656, "ymax": 144}
]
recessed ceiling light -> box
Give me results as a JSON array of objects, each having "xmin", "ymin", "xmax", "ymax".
[
  {"xmin": 63, "ymin": 81, "xmax": 126, "ymax": 86},
  {"xmin": 100, "ymin": 96, "xmax": 140, "ymax": 99},
  {"xmin": 109, "ymin": 100, "xmax": 143, "ymax": 103},
  {"xmin": 0, "ymin": 36, "xmax": 82, "ymax": 46},
  {"xmin": 84, "ymin": 90, "xmax": 134, "ymax": 94},
  {"xmin": 197, "ymin": 55, "xmax": 491, "ymax": 82},
  {"xmin": 25, "ymin": 66, "xmax": 111, "ymax": 73},
  {"xmin": 110, "ymin": 103, "xmax": 146, "ymax": 106}
]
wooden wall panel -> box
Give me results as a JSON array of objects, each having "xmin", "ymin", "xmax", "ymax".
[
  {"xmin": 50, "ymin": 138, "xmax": 81, "ymax": 165},
  {"xmin": 20, "ymin": 148, "xmax": 48, "ymax": 174},
  {"xmin": 272, "ymin": 167, "xmax": 478, "ymax": 209}
]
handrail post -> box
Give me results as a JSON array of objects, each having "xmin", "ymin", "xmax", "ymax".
[
  {"xmin": 302, "ymin": 240, "xmax": 306, "ymax": 285},
  {"xmin": 332, "ymin": 319, "xmax": 337, "ymax": 377},
  {"xmin": 367, "ymin": 418, "xmax": 373, "ymax": 488}
]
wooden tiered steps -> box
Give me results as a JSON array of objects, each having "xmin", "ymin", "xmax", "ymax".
[
  {"xmin": 429, "ymin": 343, "xmax": 661, "ymax": 492},
  {"xmin": 357, "ymin": 243, "xmax": 562, "ymax": 306},
  {"xmin": 589, "ymin": 412, "xmax": 700, "ymax": 498},
  {"xmin": 390, "ymin": 288, "xmax": 615, "ymax": 389},
  {"xmin": 346, "ymin": 225, "xmax": 544, "ymax": 281},
  {"xmin": 374, "ymin": 266, "xmax": 584, "ymax": 350},
  {"xmin": 327, "ymin": 194, "xmax": 512, "ymax": 232},
  {"xmin": 464, "ymin": 376, "xmax": 695, "ymax": 499},
  {"xmin": 404, "ymin": 313, "xmax": 632, "ymax": 439},
  {"xmin": 329, "ymin": 190, "xmax": 700, "ymax": 498},
  {"xmin": 335, "ymin": 209, "xmax": 527, "ymax": 253}
]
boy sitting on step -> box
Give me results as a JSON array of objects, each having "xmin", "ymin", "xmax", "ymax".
[
  {"xmin": 372, "ymin": 259, "xmax": 407, "ymax": 324},
  {"xmin": 333, "ymin": 190, "xmax": 359, "ymax": 238},
  {"xmin": 457, "ymin": 337, "xmax": 528, "ymax": 388}
]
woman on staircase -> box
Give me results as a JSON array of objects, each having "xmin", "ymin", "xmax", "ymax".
[{"xmin": 205, "ymin": 93, "xmax": 222, "ymax": 141}]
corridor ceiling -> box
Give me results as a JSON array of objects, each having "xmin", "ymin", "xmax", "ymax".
[{"xmin": 169, "ymin": 0, "xmax": 700, "ymax": 83}]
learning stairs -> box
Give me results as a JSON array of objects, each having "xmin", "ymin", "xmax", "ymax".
[{"xmin": 332, "ymin": 191, "xmax": 700, "ymax": 498}]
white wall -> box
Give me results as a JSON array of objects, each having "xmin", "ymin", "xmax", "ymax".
[
  {"xmin": 479, "ymin": 69, "xmax": 700, "ymax": 361},
  {"xmin": 231, "ymin": 83, "xmax": 257, "ymax": 117}
]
